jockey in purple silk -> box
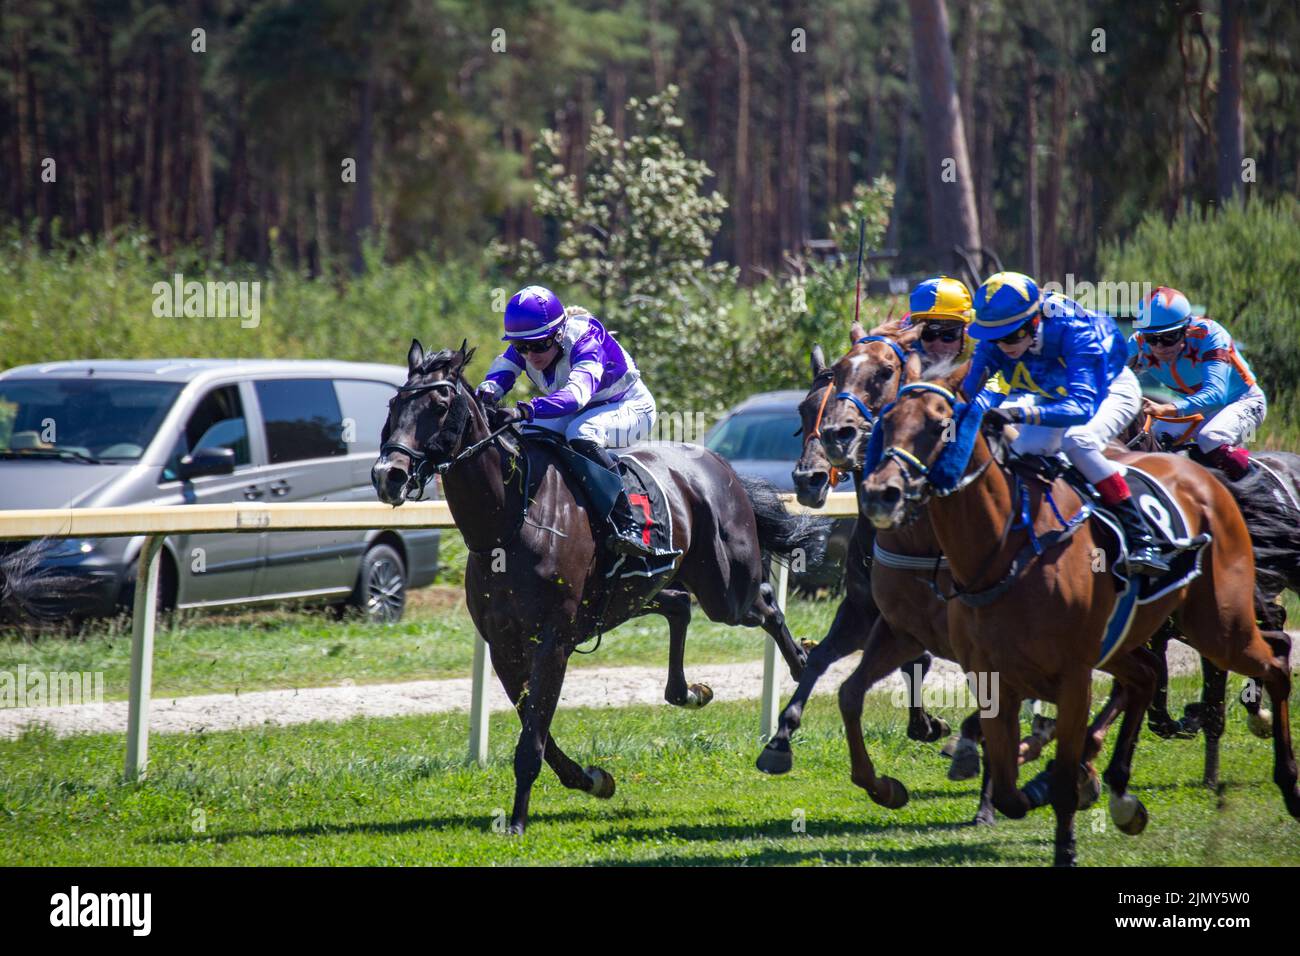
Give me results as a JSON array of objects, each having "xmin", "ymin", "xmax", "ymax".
[{"xmin": 476, "ymin": 285, "xmax": 660, "ymax": 559}]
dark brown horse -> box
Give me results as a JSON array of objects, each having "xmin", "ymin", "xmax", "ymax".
[
  {"xmin": 859, "ymin": 365, "xmax": 1299, "ymax": 865},
  {"xmin": 1124, "ymin": 417, "xmax": 1300, "ymax": 767},
  {"xmin": 372, "ymin": 340, "xmax": 824, "ymax": 834}
]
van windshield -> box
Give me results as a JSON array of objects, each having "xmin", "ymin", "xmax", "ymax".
[{"xmin": 0, "ymin": 378, "xmax": 182, "ymax": 462}]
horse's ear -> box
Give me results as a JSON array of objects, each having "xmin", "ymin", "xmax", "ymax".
[
  {"xmin": 902, "ymin": 349, "xmax": 925, "ymax": 385},
  {"xmin": 810, "ymin": 344, "xmax": 826, "ymax": 377},
  {"xmin": 849, "ymin": 321, "xmax": 866, "ymax": 345},
  {"xmin": 408, "ymin": 339, "xmax": 424, "ymax": 372},
  {"xmin": 457, "ymin": 338, "xmax": 475, "ymax": 368}
]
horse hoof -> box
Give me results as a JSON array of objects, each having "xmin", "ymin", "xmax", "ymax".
[
  {"xmin": 927, "ymin": 717, "xmax": 952, "ymax": 742},
  {"xmin": 756, "ymin": 746, "xmax": 793, "ymax": 776},
  {"xmin": 969, "ymin": 808, "xmax": 996, "ymax": 827},
  {"xmin": 1078, "ymin": 764, "xmax": 1102, "ymax": 811},
  {"xmin": 586, "ymin": 766, "xmax": 616, "ymax": 799},
  {"xmin": 800, "ymin": 639, "xmax": 817, "ymax": 652},
  {"xmin": 1247, "ymin": 709, "xmax": 1273, "ymax": 739},
  {"xmin": 508, "ymin": 823, "xmax": 525, "ymax": 836},
  {"xmin": 686, "ymin": 683, "xmax": 714, "ymax": 708},
  {"xmin": 869, "ymin": 776, "xmax": 910, "ymax": 810},
  {"xmin": 948, "ymin": 738, "xmax": 981, "ymax": 781},
  {"xmin": 1110, "ymin": 792, "xmax": 1149, "ymax": 836}
]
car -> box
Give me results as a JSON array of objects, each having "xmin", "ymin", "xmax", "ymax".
[
  {"xmin": 0, "ymin": 359, "xmax": 438, "ymax": 625},
  {"xmin": 701, "ymin": 389, "xmax": 853, "ymax": 592}
]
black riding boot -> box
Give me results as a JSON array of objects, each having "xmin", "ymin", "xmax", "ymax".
[
  {"xmin": 1110, "ymin": 495, "xmax": 1171, "ymax": 577},
  {"xmin": 569, "ymin": 439, "xmax": 659, "ymax": 560}
]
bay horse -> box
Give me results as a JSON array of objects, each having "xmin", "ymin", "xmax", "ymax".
[
  {"xmin": 776, "ymin": 323, "xmax": 1099, "ymax": 824},
  {"xmin": 859, "ymin": 364, "xmax": 1299, "ymax": 865},
  {"xmin": 371, "ymin": 340, "xmax": 824, "ymax": 834},
  {"xmin": 760, "ymin": 334, "xmax": 969, "ymax": 781}
]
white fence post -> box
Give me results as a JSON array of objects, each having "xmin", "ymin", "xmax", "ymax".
[
  {"xmin": 760, "ymin": 558, "xmax": 790, "ymax": 740},
  {"xmin": 125, "ymin": 535, "xmax": 164, "ymax": 782},
  {"xmin": 469, "ymin": 631, "xmax": 491, "ymax": 766}
]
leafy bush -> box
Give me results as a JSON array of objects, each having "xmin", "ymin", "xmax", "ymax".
[{"xmin": 1099, "ymin": 199, "xmax": 1300, "ymax": 444}]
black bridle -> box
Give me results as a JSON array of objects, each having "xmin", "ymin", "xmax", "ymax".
[{"xmin": 377, "ymin": 375, "xmax": 517, "ymax": 501}]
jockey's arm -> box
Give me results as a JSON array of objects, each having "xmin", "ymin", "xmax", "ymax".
[
  {"xmin": 1172, "ymin": 360, "xmax": 1231, "ymax": 415},
  {"xmin": 477, "ymin": 348, "xmax": 524, "ymax": 403},
  {"xmin": 1032, "ymin": 323, "xmax": 1104, "ymax": 428},
  {"xmin": 525, "ymin": 348, "xmax": 604, "ymax": 419}
]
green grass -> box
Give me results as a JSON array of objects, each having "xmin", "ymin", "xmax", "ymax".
[
  {"xmin": 0, "ymin": 591, "xmax": 840, "ymax": 701},
  {"xmin": 1, "ymin": 676, "xmax": 1296, "ymax": 866}
]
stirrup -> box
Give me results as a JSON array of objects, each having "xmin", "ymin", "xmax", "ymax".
[
  {"xmin": 1123, "ymin": 546, "xmax": 1170, "ymax": 576},
  {"xmin": 607, "ymin": 530, "xmax": 659, "ymax": 559}
]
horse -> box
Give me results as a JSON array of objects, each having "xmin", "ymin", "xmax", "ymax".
[
  {"xmin": 858, "ymin": 364, "xmax": 1299, "ymax": 865},
  {"xmin": 757, "ymin": 338, "xmax": 962, "ymax": 780},
  {"xmin": 371, "ymin": 340, "xmax": 825, "ymax": 834},
  {"xmin": 1122, "ymin": 416, "xmax": 1300, "ymax": 765},
  {"xmin": 784, "ymin": 323, "xmax": 1108, "ymax": 824}
]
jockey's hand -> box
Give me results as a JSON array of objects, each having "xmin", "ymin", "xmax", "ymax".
[
  {"xmin": 1142, "ymin": 398, "xmax": 1179, "ymax": 419},
  {"xmin": 984, "ymin": 406, "xmax": 1024, "ymax": 429},
  {"xmin": 489, "ymin": 402, "xmax": 532, "ymax": 429},
  {"xmin": 474, "ymin": 384, "xmax": 500, "ymax": 406}
]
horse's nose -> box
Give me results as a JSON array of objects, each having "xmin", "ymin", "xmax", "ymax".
[
  {"xmin": 792, "ymin": 468, "xmax": 830, "ymax": 508},
  {"xmin": 828, "ymin": 424, "xmax": 858, "ymax": 447},
  {"xmin": 863, "ymin": 479, "xmax": 904, "ymax": 529},
  {"xmin": 371, "ymin": 459, "xmax": 409, "ymax": 505}
]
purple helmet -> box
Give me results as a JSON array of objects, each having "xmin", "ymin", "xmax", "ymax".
[{"xmin": 502, "ymin": 285, "xmax": 565, "ymax": 341}]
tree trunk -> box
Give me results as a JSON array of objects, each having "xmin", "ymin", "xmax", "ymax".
[
  {"xmin": 1040, "ymin": 72, "xmax": 1067, "ymax": 280},
  {"xmin": 729, "ymin": 17, "xmax": 751, "ymax": 280},
  {"xmin": 1023, "ymin": 49, "xmax": 1039, "ymax": 277},
  {"xmin": 1215, "ymin": 0, "xmax": 1244, "ymax": 203},
  {"xmin": 350, "ymin": 56, "xmax": 376, "ymax": 274},
  {"xmin": 906, "ymin": 0, "xmax": 981, "ymax": 263}
]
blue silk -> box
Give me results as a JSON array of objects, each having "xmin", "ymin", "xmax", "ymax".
[{"xmin": 864, "ymin": 388, "xmax": 997, "ymax": 492}]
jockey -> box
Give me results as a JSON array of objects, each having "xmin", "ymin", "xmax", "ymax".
[
  {"xmin": 905, "ymin": 276, "xmax": 974, "ymax": 365},
  {"xmin": 1128, "ymin": 286, "xmax": 1265, "ymax": 480},
  {"xmin": 476, "ymin": 285, "xmax": 660, "ymax": 559},
  {"xmin": 962, "ymin": 271, "xmax": 1171, "ymax": 576}
]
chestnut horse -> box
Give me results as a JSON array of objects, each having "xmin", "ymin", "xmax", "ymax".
[
  {"xmin": 372, "ymin": 341, "xmax": 824, "ymax": 834},
  {"xmin": 859, "ymin": 364, "xmax": 1299, "ymax": 865}
]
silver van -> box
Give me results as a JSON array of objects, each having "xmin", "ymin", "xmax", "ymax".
[{"xmin": 0, "ymin": 359, "xmax": 438, "ymax": 623}]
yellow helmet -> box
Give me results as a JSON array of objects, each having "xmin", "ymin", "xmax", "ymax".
[{"xmin": 909, "ymin": 276, "xmax": 974, "ymax": 325}]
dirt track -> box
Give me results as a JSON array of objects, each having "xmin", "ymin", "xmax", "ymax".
[{"xmin": 0, "ymin": 640, "xmax": 1226, "ymax": 739}]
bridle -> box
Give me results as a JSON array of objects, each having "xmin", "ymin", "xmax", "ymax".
[
  {"xmin": 378, "ymin": 374, "xmax": 516, "ymax": 501},
  {"xmin": 874, "ymin": 383, "xmax": 992, "ymax": 499},
  {"xmin": 808, "ymin": 335, "xmax": 912, "ymax": 480}
]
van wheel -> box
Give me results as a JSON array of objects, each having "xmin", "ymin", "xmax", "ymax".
[{"xmin": 343, "ymin": 543, "xmax": 406, "ymax": 623}]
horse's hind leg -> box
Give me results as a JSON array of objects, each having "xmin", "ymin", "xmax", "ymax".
[
  {"xmin": 758, "ymin": 595, "xmax": 868, "ymax": 775},
  {"xmin": 1260, "ymin": 631, "xmax": 1300, "ymax": 817},
  {"xmin": 1146, "ymin": 621, "xmax": 1188, "ymax": 738},
  {"xmin": 741, "ymin": 580, "xmax": 807, "ymax": 680},
  {"xmin": 1195, "ymin": 659, "xmax": 1228, "ymax": 788},
  {"xmin": 646, "ymin": 588, "xmax": 711, "ymax": 708}
]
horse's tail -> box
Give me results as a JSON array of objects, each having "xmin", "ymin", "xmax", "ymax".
[
  {"xmin": 0, "ymin": 539, "xmax": 100, "ymax": 627},
  {"xmin": 738, "ymin": 475, "xmax": 830, "ymax": 567}
]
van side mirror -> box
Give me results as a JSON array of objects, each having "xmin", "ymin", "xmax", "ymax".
[{"xmin": 178, "ymin": 446, "xmax": 236, "ymax": 479}]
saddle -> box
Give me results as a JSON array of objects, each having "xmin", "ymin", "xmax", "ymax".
[{"xmin": 519, "ymin": 428, "xmax": 680, "ymax": 578}]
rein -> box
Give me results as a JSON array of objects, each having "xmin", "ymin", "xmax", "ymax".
[{"xmin": 877, "ymin": 382, "xmax": 1093, "ymax": 606}]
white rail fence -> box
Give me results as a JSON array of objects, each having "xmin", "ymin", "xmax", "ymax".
[{"xmin": 0, "ymin": 492, "xmax": 858, "ymax": 781}]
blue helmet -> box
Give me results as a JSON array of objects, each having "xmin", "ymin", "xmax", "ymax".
[
  {"xmin": 1134, "ymin": 286, "xmax": 1193, "ymax": 333},
  {"xmin": 503, "ymin": 285, "xmax": 565, "ymax": 341},
  {"xmin": 969, "ymin": 272, "xmax": 1043, "ymax": 341}
]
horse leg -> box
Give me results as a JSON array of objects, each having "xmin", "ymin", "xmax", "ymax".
[
  {"xmin": 647, "ymin": 588, "xmax": 711, "ymax": 708},
  {"xmin": 1100, "ymin": 650, "xmax": 1157, "ymax": 838},
  {"xmin": 1146, "ymin": 621, "xmax": 1187, "ymax": 738},
  {"xmin": 1260, "ymin": 631, "xmax": 1300, "ymax": 817},
  {"xmin": 742, "ymin": 580, "xmax": 807, "ymax": 680},
  {"xmin": 980, "ymin": 682, "xmax": 1029, "ymax": 820},
  {"xmin": 758, "ymin": 596, "xmax": 868, "ymax": 775},
  {"xmin": 490, "ymin": 642, "xmax": 594, "ymax": 797},
  {"xmin": 837, "ymin": 616, "xmax": 926, "ymax": 809},
  {"xmin": 508, "ymin": 626, "xmax": 583, "ymax": 835},
  {"xmin": 1044, "ymin": 672, "xmax": 1092, "ymax": 867},
  {"xmin": 949, "ymin": 709, "xmax": 984, "ymax": 782},
  {"xmin": 902, "ymin": 652, "xmax": 950, "ymax": 742},
  {"xmin": 1196, "ymin": 658, "xmax": 1228, "ymax": 789}
]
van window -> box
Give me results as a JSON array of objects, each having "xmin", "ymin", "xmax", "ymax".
[
  {"xmin": 254, "ymin": 379, "xmax": 347, "ymax": 463},
  {"xmin": 162, "ymin": 384, "xmax": 250, "ymax": 481},
  {"xmin": 334, "ymin": 379, "xmax": 397, "ymax": 453}
]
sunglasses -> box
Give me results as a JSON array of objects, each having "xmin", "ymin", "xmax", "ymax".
[
  {"xmin": 921, "ymin": 326, "xmax": 963, "ymax": 344},
  {"xmin": 1146, "ymin": 328, "xmax": 1186, "ymax": 347},
  {"xmin": 514, "ymin": 336, "xmax": 558, "ymax": 354},
  {"xmin": 993, "ymin": 323, "xmax": 1035, "ymax": 345}
]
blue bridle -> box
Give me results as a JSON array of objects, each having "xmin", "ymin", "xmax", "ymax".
[{"xmin": 834, "ymin": 335, "xmax": 911, "ymax": 424}]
